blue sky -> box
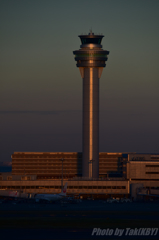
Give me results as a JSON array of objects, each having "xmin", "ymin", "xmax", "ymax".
[{"xmin": 0, "ymin": 0, "xmax": 159, "ymax": 163}]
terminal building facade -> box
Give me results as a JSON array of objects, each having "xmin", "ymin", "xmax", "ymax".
[
  {"xmin": 11, "ymin": 152, "xmax": 125, "ymax": 179},
  {"xmin": 0, "ymin": 152, "xmax": 159, "ymax": 200}
]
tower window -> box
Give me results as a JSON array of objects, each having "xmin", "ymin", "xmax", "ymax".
[{"xmin": 81, "ymin": 38, "xmax": 102, "ymax": 44}]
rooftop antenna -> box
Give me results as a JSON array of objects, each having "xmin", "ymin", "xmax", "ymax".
[{"xmin": 89, "ymin": 27, "xmax": 93, "ymax": 35}]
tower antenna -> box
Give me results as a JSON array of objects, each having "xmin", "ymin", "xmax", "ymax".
[{"xmin": 89, "ymin": 27, "xmax": 93, "ymax": 35}]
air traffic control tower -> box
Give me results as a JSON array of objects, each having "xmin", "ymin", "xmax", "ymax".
[{"xmin": 73, "ymin": 31, "xmax": 109, "ymax": 178}]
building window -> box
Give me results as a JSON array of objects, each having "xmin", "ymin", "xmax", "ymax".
[
  {"xmin": 146, "ymin": 172, "xmax": 159, "ymax": 174},
  {"xmin": 146, "ymin": 165, "xmax": 159, "ymax": 168},
  {"xmin": 21, "ymin": 176, "xmax": 31, "ymax": 180},
  {"xmin": 7, "ymin": 176, "xmax": 12, "ymax": 181}
]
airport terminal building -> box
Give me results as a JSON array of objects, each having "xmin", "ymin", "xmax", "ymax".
[
  {"xmin": 11, "ymin": 152, "xmax": 126, "ymax": 179},
  {"xmin": 0, "ymin": 152, "xmax": 159, "ymax": 200}
]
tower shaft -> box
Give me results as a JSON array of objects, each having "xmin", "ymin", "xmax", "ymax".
[{"xmin": 82, "ymin": 68, "xmax": 99, "ymax": 178}]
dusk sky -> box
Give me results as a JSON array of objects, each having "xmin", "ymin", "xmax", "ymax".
[{"xmin": 0, "ymin": 0, "xmax": 159, "ymax": 165}]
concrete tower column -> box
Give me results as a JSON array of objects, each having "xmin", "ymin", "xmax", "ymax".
[
  {"xmin": 82, "ymin": 68, "xmax": 99, "ymax": 178},
  {"xmin": 73, "ymin": 31, "xmax": 109, "ymax": 178}
]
